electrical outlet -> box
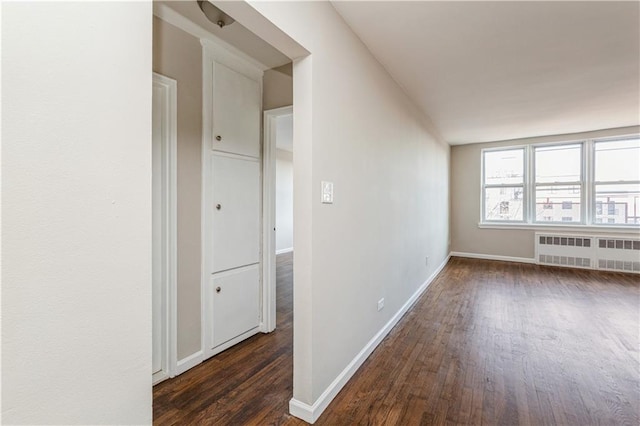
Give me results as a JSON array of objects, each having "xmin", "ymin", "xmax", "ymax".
[
  {"xmin": 377, "ymin": 298, "xmax": 384, "ymax": 311},
  {"xmin": 425, "ymin": 256, "xmax": 429, "ymax": 266}
]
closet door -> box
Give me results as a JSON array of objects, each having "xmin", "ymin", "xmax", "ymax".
[
  {"xmin": 211, "ymin": 62, "xmax": 261, "ymax": 158},
  {"xmin": 210, "ymin": 153, "xmax": 261, "ymax": 273},
  {"xmin": 202, "ymin": 40, "xmax": 263, "ymax": 358},
  {"xmin": 208, "ymin": 265, "xmax": 260, "ymax": 349}
]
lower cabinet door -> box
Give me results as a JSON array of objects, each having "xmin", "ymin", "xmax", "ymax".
[{"xmin": 209, "ymin": 264, "xmax": 260, "ymax": 349}]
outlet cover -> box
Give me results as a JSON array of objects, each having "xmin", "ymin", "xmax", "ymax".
[{"xmin": 377, "ymin": 298, "xmax": 385, "ymax": 311}]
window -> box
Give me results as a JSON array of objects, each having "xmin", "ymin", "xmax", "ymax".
[
  {"xmin": 482, "ymin": 148, "xmax": 524, "ymax": 222},
  {"xmin": 481, "ymin": 135, "xmax": 640, "ymax": 227},
  {"xmin": 534, "ymin": 144, "xmax": 582, "ymax": 223},
  {"xmin": 594, "ymin": 137, "xmax": 640, "ymax": 225}
]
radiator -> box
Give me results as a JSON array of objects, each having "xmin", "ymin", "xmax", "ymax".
[{"xmin": 535, "ymin": 232, "xmax": 640, "ymax": 274}]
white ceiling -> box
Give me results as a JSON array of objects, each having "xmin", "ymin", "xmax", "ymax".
[{"xmin": 332, "ymin": 1, "xmax": 640, "ymax": 145}]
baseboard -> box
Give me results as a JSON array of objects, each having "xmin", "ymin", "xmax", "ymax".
[
  {"xmin": 276, "ymin": 247, "xmax": 293, "ymax": 255},
  {"xmin": 175, "ymin": 350, "xmax": 203, "ymax": 375},
  {"xmin": 450, "ymin": 251, "xmax": 535, "ymax": 264},
  {"xmin": 289, "ymin": 254, "xmax": 451, "ymax": 424},
  {"xmin": 152, "ymin": 370, "xmax": 170, "ymax": 386}
]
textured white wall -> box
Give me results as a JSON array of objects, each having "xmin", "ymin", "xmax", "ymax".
[
  {"xmin": 276, "ymin": 149, "xmax": 294, "ymax": 252},
  {"xmin": 248, "ymin": 0, "xmax": 450, "ymax": 407},
  {"xmin": 2, "ymin": 2, "xmax": 152, "ymax": 423}
]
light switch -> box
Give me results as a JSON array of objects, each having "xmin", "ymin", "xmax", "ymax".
[{"xmin": 321, "ymin": 181, "xmax": 334, "ymax": 204}]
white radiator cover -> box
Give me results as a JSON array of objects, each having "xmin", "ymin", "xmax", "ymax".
[{"xmin": 535, "ymin": 232, "xmax": 640, "ymax": 274}]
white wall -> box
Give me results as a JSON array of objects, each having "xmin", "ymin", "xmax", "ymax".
[
  {"xmin": 244, "ymin": 1, "xmax": 451, "ymax": 416},
  {"xmin": 451, "ymin": 125, "xmax": 640, "ymax": 259},
  {"xmin": 276, "ymin": 149, "xmax": 294, "ymax": 253},
  {"xmin": 2, "ymin": 2, "xmax": 152, "ymax": 424}
]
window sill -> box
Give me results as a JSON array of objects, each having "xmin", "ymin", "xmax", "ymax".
[{"xmin": 477, "ymin": 222, "xmax": 640, "ymax": 234}]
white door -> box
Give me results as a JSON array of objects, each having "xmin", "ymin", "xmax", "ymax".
[
  {"xmin": 152, "ymin": 73, "xmax": 177, "ymax": 383},
  {"xmin": 205, "ymin": 154, "xmax": 262, "ymax": 354},
  {"xmin": 202, "ymin": 42, "xmax": 263, "ymax": 358},
  {"xmin": 210, "ymin": 154, "xmax": 261, "ymax": 273},
  {"xmin": 211, "ymin": 62, "xmax": 261, "ymax": 157},
  {"xmin": 208, "ymin": 265, "xmax": 260, "ymax": 348}
]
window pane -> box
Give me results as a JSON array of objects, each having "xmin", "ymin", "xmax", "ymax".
[
  {"xmin": 484, "ymin": 149, "xmax": 524, "ymax": 185},
  {"xmin": 594, "ymin": 183, "xmax": 640, "ymax": 225},
  {"xmin": 535, "ymin": 185, "xmax": 581, "ymax": 222},
  {"xmin": 595, "ymin": 138, "xmax": 640, "ymax": 182},
  {"xmin": 485, "ymin": 187, "xmax": 524, "ymax": 221},
  {"xmin": 535, "ymin": 144, "xmax": 581, "ymax": 183}
]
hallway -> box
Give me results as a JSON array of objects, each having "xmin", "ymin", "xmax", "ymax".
[{"xmin": 153, "ymin": 252, "xmax": 296, "ymax": 424}]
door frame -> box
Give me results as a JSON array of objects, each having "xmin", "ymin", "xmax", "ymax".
[
  {"xmin": 152, "ymin": 72, "xmax": 178, "ymax": 384},
  {"xmin": 262, "ymin": 105, "xmax": 293, "ymax": 333}
]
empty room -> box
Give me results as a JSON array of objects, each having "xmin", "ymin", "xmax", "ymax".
[{"xmin": 2, "ymin": 1, "xmax": 639, "ymax": 425}]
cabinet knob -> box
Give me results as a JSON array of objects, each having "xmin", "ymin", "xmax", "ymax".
[
  {"xmin": 216, "ymin": 204, "xmax": 221, "ymax": 210},
  {"xmin": 215, "ymin": 135, "xmax": 222, "ymax": 141},
  {"xmin": 216, "ymin": 286, "xmax": 221, "ymax": 293}
]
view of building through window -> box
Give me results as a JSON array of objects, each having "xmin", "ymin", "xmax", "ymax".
[
  {"xmin": 534, "ymin": 144, "xmax": 582, "ymax": 223},
  {"xmin": 483, "ymin": 148, "xmax": 524, "ymax": 221},
  {"xmin": 482, "ymin": 136, "xmax": 640, "ymax": 225},
  {"xmin": 594, "ymin": 139, "xmax": 640, "ymax": 225}
]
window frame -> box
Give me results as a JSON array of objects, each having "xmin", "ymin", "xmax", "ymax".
[
  {"xmin": 481, "ymin": 146, "xmax": 527, "ymax": 224},
  {"xmin": 480, "ymin": 134, "xmax": 640, "ymax": 229},
  {"xmin": 531, "ymin": 141, "xmax": 585, "ymax": 225},
  {"xmin": 591, "ymin": 136, "xmax": 640, "ymax": 226}
]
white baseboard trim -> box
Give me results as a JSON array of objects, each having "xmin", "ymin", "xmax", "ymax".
[
  {"xmin": 175, "ymin": 350, "xmax": 204, "ymax": 375},
  {"xmin": 289, "ymin": 254, "xmax": 451, "ymax": 424},
  {"xmin": 276, "ymin": 247, "xmax": 293, "ymax": 255},
  {"xmin": 152, "ymin": 370, "xmax": 170, "ymax": 386},
  {"xmin": 450, "ymin": 251, "xmax": 535, "ymax": 264}
]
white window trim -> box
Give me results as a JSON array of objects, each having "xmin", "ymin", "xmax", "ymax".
[
  {"xmin": 591, "ymin": 136, "xmax": 640, "ymax": 228},
  {"xmin": 480, "ymin": 135, "xmax": 640, "ymax": 231},
  {"xmin": 531, "ymin": 141, "xmax": 584, "ymax": 225},
  {"xmin": 481, "ymin": 146, "xmax": 527, "ymax": 224}
]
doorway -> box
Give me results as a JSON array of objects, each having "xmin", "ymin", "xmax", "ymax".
[
  {"xmin": 152, "ymin": 0, "xmax": 307, "ymax": 420},
  {"xmin": 263, "ymin": 106, "xmax": 294, "ymax": 333}
]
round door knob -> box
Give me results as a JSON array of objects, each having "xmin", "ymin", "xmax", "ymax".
[
  {"xmin": 216, "ymin": 286, "xmax": 221, "ymax": 293},
  {"xmin": 215, "ymin": 135, "xmax": 222, "ymax": 141},
  {"xmin": 216, "ymin": 204, "xmax": 221, "ymax": 210}
]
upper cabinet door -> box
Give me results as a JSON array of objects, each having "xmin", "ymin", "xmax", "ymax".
[{"xmin": 212, "ymin": 62, "xmax": 261, "ymax": 158}]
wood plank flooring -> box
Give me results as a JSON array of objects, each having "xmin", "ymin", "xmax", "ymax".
[
  {"xmin": 153, "ymin": 252, "xmax": 295, "ymax": 425},
  {"xmin": 154, "ymin": 255, "xmax": 639, "ymax": 425}
]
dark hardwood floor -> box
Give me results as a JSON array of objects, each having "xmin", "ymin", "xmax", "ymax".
[
  {"xmin": 153, "ymin": 252, "xmax": 296, "ymax": 425},
  {"xmin": 154, "ymin": 255, "xmax": 639, "ymax": 425}
]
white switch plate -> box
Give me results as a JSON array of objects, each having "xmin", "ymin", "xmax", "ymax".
[
  {"xmin": 321, "ymin": 181, "xmax": 334, "ymax": 204},
  {"xmin": 377, "ymin": 298, "xmax": 384, "ymax": 311}
]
